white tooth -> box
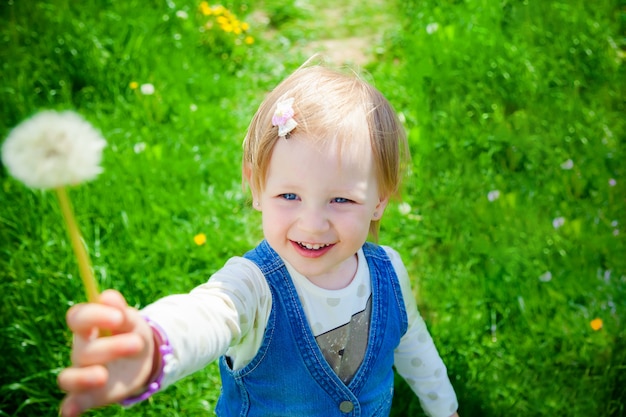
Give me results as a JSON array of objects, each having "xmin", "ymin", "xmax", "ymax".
[{"xmin": 300, "ymin": 242, "xmax": 328, "ymax": 250}]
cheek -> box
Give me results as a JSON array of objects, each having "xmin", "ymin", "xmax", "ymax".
[
  {"xmin": 261, "ymin": 206, "xmax": 288, "ymax": 231},
  {"xmin": 336, "ymin": 210, "xmax": 372, "ymax": 232}
]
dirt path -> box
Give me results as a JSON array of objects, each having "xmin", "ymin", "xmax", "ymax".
[{"xmin": 251, "ymin": 1, "xmax": 396, "ymax": 67}]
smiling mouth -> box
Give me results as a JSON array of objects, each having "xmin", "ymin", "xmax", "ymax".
[{"xmin": 296, "ymin": 241, "xmax": 332, "ymax": 250}]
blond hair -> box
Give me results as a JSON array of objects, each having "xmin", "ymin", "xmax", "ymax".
[{"xmin": 243, "ymin": 63, "xmax": 409, "ymax": 241}]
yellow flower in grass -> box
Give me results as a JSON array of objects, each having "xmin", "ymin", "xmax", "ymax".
[
  {"xmin": 194, "ymin": 233, "xmax": 207, "ymax": 246},
  {"xmin": 129, "ymin": 81, "xmax": 139, "ymax": 89},
  {"xmin": 200, "ymin": 1, "xmax": 211, "ymax": 15},
  {"xmin": 241, "ymin": 22, "xmax": 249, "ymax": 31},
  {"xmin": 590, "ymin": 318, "xmax": 603, "ymax": 331},
  {"xmin": 244, "ymin": 36, "xmax": 254, "ymax": 45}
]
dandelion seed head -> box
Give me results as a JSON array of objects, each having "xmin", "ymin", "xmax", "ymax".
[{"xmin": 2, "ymin": 110, "xmax": 106, "ymax": 189}]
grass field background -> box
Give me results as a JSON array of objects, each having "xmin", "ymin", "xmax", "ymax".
[{"xmin": 1, "ymin": 0, "xmax": 624, "ymax": 416}]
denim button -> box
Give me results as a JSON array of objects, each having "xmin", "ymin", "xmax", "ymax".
[{"xmin": 339, "ymin": 400, "xmax": 354, "ymax": 413}]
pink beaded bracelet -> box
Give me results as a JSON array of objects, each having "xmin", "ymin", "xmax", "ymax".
[{"xmin": 120, "ymin": 317, "xmax": 173, "ymax": 406}]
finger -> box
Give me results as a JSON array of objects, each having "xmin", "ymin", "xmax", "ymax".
[
  {"xmin": 99, "ymin": 289, "xmax": 129, "ymax": 310},
  {"xmin": 60, "ymin": 390, "xmax": 108, "ymax": 417},
  {"xmin": 66, "ymin": 304, "xmax": 124, "ymax": 336},
  {"xmin": 59, "ymin": 395, "xmax": 82, "ymax": 417},
  {"xmin": 58, "ymin": 365, "xmax": 108, "ymax": 393},
  {"xmin": 71, "ymin": 333, "xmax": 144, "ymax": 367},
  {"xmin": 98, "ymin": 290, "xmax": 148, "ymax": 336}
]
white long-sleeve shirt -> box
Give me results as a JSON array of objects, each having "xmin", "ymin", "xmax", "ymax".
[{"xmin": 142, "ymin": 245, "xmax": 458, "ymax": 417}]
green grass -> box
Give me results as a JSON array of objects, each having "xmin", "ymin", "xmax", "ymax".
[
  {"xmin": 1, "ymin": 0, "xmax": 624, "ymax": 416},
  {"xmin": 380, "ymin": 1, "xmax": 625, "ymax": 416}
]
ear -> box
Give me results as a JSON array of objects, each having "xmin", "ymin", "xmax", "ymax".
[
  {"xmin": 372, "ymin": 196, "xmax": 389, "ymax": 220},
  {"xmin": 243, "ymin": 163, "xmax": 261, "ymax": 211}
]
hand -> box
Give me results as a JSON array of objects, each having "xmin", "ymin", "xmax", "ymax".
[{"xmin": 57, "ymin": 289, "xmax": 156, "ymax": 417}]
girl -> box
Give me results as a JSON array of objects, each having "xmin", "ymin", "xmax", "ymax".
[{"xmin": 58, "ymin": 63, "xmax": 459, "ymax": 417}]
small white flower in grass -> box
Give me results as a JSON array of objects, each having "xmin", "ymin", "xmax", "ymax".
[
  {"xmin": 487, "ymin": 190, "xmax": 500, "ymax": 202},
  {"xmin": 552, "ymin": 216, "xmax": 565, "ymax": 229},
  {"xmin": 398, "ymin": 202, "xmax": 411, "ymax": 216},
  {"xmin": 539, "ymin": 271, "xmax": 552, "ymax": 282},
  {"xmin": 426, "ymin": 23, "xmax": 439, "ymax": 34},
  {"xmin": 140, "ymin": 83, "xmax": 155, "ymax": 95},
  {"xmin": 190, "ymin": 103, "xmax": 198, "ymax": 112},
  {"xmin": 2, "ymin": 110, "xmax": 106, "ymax": 189},
  {"xmin": 560, "ymin": 159, "xmax": 574, "ymax": 170},
  {"xmin": 609, "ymin": 178, "xmax": 616, "ymax": 187},
  {"xmin": 176, "ymin": 10, "xmax": 189, "ymax": 19},
  {"xmin": 134, "ymin": 142, "xmax": 147, "ymax": 154}
]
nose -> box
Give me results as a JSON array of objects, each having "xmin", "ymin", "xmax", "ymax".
[{"xmin": 298, "ymin": 205, "xmax": 330, "ymax": 234}]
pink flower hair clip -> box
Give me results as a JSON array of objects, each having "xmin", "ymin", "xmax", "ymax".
[{"xmin": 272, "ymin": 97, "xmax": 298, "ymax": 138}]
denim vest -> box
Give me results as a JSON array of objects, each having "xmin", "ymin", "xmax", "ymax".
[{"xmin": 216, "ymin": 240, "xmax": 408, "ymax": 416}]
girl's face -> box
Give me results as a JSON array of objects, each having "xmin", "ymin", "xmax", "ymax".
[{"xmin": 251, "ymin": 135, "xmax": 388, "ymax": 289}]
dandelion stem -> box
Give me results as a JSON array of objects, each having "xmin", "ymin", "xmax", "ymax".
[{"xmin": 55, "ymin": 186, "xmax": 100, "ymax": 303}]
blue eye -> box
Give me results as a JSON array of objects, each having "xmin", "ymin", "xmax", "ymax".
[
  {"xmin": 332, "ymin": 197, "xmax": 352, "ymax": 204},
  {"xmin": 280, "ymin": 193, "xmax": 298, "ymax": 201}
]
